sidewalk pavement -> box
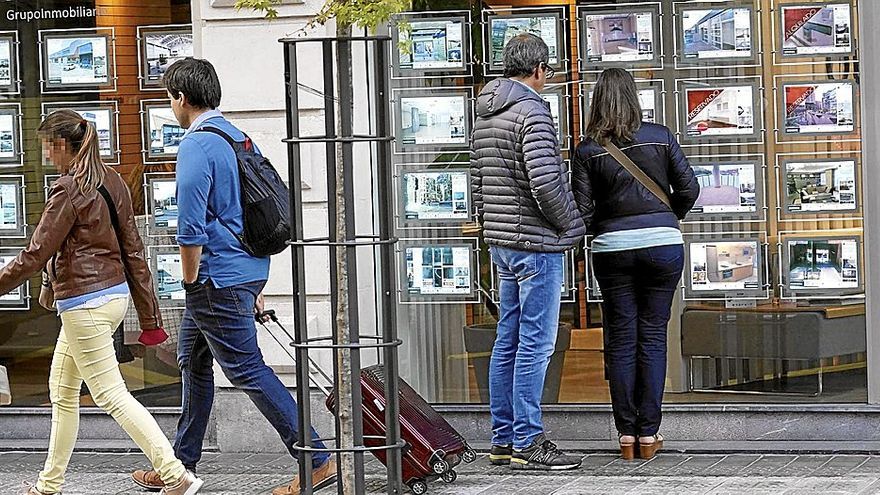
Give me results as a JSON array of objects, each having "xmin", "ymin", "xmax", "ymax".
[{"xmin": 3, "ymin": 451, "xmax": 880, "ymax": 494}]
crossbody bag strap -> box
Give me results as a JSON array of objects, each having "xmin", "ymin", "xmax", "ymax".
[
  {"xmin": 97, "ymin": 185, "xmax": 128, "ymax": 275},
  {"xmin": 602, "ymin": 141, "xmax": 673, "ymax": 209}
]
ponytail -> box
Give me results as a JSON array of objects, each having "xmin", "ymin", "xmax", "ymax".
[{"xmin": 38, "ymin": 109, "xmax": 106, "ymax": 194}]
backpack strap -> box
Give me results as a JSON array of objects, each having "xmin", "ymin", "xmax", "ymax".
[{"xmin": 191, "ymin": 125, "xmax": 249, "ymax": 245}]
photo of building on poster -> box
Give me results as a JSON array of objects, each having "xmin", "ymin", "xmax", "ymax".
[
  {"xmin": 0, "ymin": 182, "xmax": 17, "ymax": 230},
  {"xmin": 788, "ymin": 239, "xmax": 859, "ymax": 290},
  {"xmin": 400, "ymin": 95, "xmax": 466, "ymax": 146},
  {"xmin": 588, "ymin": 88, "xmax": 658, "ymax": 123},
  {"xmin": 399, "ymin": 19, "xmax": 463, "ymax": 70},
  {"xmin": 54, "ymin": 108, "xmax": 112, "ymax": 157},
  {"xmin": 145, "ymin": 31, "xmax": 193, "ymax": 84},
  {"xmin": 0, "ymin": 256, "xmax": 20, "ymax": 301},
  {"xmin": 785, "ymin": 160, "xmax": 856, "ymax": 212},
  {"xmin": 784, "ymin": 82, "xmax": 854, "ymax": 134},
  {"xmin": 690, "ymin": 241, "xmax": 760, "ymax": 292},
  {"xmin": 156, "ymin": 253, "xmax": 184, "ymax": 300},
  {"xmin": 0, "ymin": 39, "xmax": 12, "ymax": 87},
  {"xmin": 45, "ymin": 36, "xmax": 108, "ymax": 86},
  {"xmin": 685, "ymin": 86, "xmax": 754, "ymax": 137},
  {"xmin": 540, "ymin": 92, "xmax": 563, "ymax": 142},
  {"xmin": 402, "ymin": 171, "xmax": 469, "ymax": 221},
  {"xmin": 0, "ymin": 113, "xmax": 15, "ymax": 159},
  {"xmin": 406, "ymin": 245, "xmax": 471, "ymax": 295},
  {"xmin": 691, "ymin": 163, "xmax": 756, "ymax": 214},
  {"xmin": 148, "ymin": 105, "xmax": 184, "ymax": 156},
  {"xmin": 151, "ymin": 179, "xmax": 178, "ymax": 228},
  {"xmin": 782, "ymin": 4, "xmax": 851, "ymax": 56},
  {"xmin": 583, "ymin": 11, "xmax": 655, "ymax": 63},
  {"xmin": 490, "ymin": 16, "xmax": 559, "ymax": 68},
  {"xmin": 682, "ymin": 8, "xmax": 752, "ymax": 60}
]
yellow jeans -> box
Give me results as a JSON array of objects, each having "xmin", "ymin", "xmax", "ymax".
[{"xmin": 36, "ymin": 297, "xmax": 185, "ymax": 494}]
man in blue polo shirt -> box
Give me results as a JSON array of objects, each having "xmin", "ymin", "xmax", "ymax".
[{"xmin": 130, "ymin": 58, "xmax": 336, "ymax": 495}]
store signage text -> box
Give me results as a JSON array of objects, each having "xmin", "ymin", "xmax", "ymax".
[{"xmin": 6, "ymin": 6, "xmax": 106, "ymax": 23}]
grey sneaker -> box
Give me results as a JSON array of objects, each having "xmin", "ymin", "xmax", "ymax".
[
  {"xmin": 159, "ymin": 471, "xmax": 203, "ymax": 495},
  {"xmin": 510, "ymin": 435, "xmax": 582, "ymax": 471}
]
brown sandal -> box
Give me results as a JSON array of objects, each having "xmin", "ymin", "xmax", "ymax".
[
  {"xmin": 619, "ymin": 434, "xmax": 637, "ymax": 460},
  {"xmin": 638, "ymin": 434, "xmax": 664, "ymax": 460}
]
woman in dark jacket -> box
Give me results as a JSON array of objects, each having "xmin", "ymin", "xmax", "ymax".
[{"xmin": 572, "ymin": 69, "xmax": 700, "ymax": 460}]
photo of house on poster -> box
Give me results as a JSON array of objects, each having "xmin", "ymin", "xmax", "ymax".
[
  {"xmin": 45, "ymin": 36, "xmax": 108, "ymax": 86},
  {"xmin": 588, "ymin": 88, "xmax": 658, "ymax": 123},
  {"xmin": 788, "ymin": 239, "xmax": 859, "ymax": 290},
  {"xmin": 151, "ymin": 180, "xmax": 178, "ymax": 228},
  {"xmin": 399, "ymin": 19, "xmax": 464, "ymax": 70},
  {"xmin": 148, "ymin": 106, "xmax": 184, "ymax": 157},
  {"xmin": 689, "ymin": 241, "xmax": 760, "ymax": 292},
  {"xmin": 400, "ymin": 96, "xmax": 466, "ymax": 146},
  {"xmin": 405, "ymin": 245, "xmax": 471, "ymax": 295},
  {"xmin": 691, "ymin": 163, "xmax": 756, "ymax": 214},
  {"xmin": 156, "ymin": 253, "xmax": 184, "ymax": 300},
  {"xmin": 145, "ymin": 31, "xmax": 193, "ymax": 84},
  {"xmin": 540, "ymin": 93, "xmax": 563, "ymax": 142},
  {"xmin": 785, "ymin": 160, "xmax": 856, "ymax": 212},
  {"xmin": 0, "ymin": 113, "xmax": 15, "ymax": 159},
  {"xmin": 0, "ymin": 256, "xmax": 20, "ymax": 301},
  {"xmin": 682, "ymin": 8, "xmax": 752, "ymax": 60},
  {"xmin": 0, "ymin": 182, "xmax": 17, "ymax": 230},
  {"xmin": 490, "ymin": 16, "xmax": 559, "ymax": 68},
  {"xmin": 781, "ymin": 4, "xmax": 852, "ymax": 56},
  {"xmin": 402, "ymin": 171, "xmax": 469, "ymax": 221},
  {"xmin": 583, "ymin": 11, "xmax": 655, "ymax": 63},
  {"xmin": 784, "ymin": 82, "xmax": 854, "ymax": 135},
  {"xmin": 0, "ymin": 39, "xmax": 12, "ymax": 87},
  {"xmin": 685, "ymin": 86, "xmax": 754, "ymax": 137}
]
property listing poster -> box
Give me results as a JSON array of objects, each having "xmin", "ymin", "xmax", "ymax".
[
  {"xmin": 682, "ymin": 8, "xmax": 752, "ymax": 60},
  {"xmin": 402, "ymin": 171, "xmax": 469, "ymax": 221},
  {"xmin": 583, "ymin": 11, "xmax": 655, "ymax": 63},
  {"xmin": 406, "ymin": 245, "xmax": 471, "ymax": 295},
  {"xmin": 784, "ymin": 82, "xmax": 854, "ymax": 135},
  {"xmin": 690, "ymin": 241, "xmax": 760, "ymax": 292},
  {"xmin": 400, "ymin": 95, "xmax": 466, "ymax": 146},
  {"xmin": 788, "ymin": 239, "xmax": 859, "ymax": 289},
  {"xmin": 685, "ymin": 86, "xmax": 755, "ymax": 137},
  {"xmin": 782, "ymin": 4, "xmax": 852, "ymax": 56},
  {"xmin": 491, "ymin": 16, "xmax": 559, "ymax": 67},
  {"xmin": 691, "ymin": 163, "xmax": 757, "ymax": 214},
  {"xmin": 785, "ymin": 160, "xmax": 856, "ymax": 212},
  {"xmin": 399, "ymin": 19, "xmax": 464, "ymax": 70}
]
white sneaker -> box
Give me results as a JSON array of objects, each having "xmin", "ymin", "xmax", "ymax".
[{"xmin": 159, "ymin": 471, "xmax": 203, "ymax": 495}]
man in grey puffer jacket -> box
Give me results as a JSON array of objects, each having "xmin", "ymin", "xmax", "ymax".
[{"xmin": 470, "ymin": 33, "xmax": 585, "ymax": 471}]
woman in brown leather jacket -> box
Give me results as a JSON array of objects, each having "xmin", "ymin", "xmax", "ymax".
[{"xmin": 0, "ymin": 110, "xmax": 202, "ymax": 495}]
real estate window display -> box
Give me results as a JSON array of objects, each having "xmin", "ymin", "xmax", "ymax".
[
  {"xmin": 0, "ymin": 1, "xmax": 193, "ymax": 408},
  {"xmin": 390, "ymin": 0, "xmax": 868, "ymax": 406}
]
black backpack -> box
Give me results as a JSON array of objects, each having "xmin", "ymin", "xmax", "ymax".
[{"xmin": 195, "ymin": 126, "xmax": 291, "ymax": 258}]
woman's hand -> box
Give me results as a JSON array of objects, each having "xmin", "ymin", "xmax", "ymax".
[{"xmin": 38, "ymin": 285, "xmax": 55, "ymax": 312}]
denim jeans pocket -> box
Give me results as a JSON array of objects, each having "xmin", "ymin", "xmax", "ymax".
[
  {"xmin": 647, "ymin": 245, "xmax": 685, "ymax": 272},
  {"xmin": 226, "ymin": 286, "xmax": 257, "ymax": 317}
]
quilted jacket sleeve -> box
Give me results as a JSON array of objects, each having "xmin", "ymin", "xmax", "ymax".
[
  {"xmin": 470, "ymin": 133, "xmax": 483, "ymax": 223},
  {"xmin": 665, "ymin": 128, "xmax": 700, "ymax": 220},
  {"xmin": 522, "ymin": 106, "xmax": 572, "ymax": 232},
  {"xmin": 571, "ymin": 147, "xmax": 595, "ymax": 235}
]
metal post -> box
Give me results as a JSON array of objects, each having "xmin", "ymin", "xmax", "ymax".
[
  {"xmin": 283, "ymin": 41, "xmax": 315, "ymax": 492},
  {"xmin": 373, "ymin": 37, "xmax": 403, "ymax": 495}
]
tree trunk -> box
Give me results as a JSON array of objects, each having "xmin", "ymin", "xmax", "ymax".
[{"xmin": 334, "ymin": 21, "xmax": 356, "ymax": 495}]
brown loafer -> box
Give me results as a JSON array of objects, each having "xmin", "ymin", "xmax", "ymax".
[
  {"xmin": 132, "ymin": 469, "xmax": 164, "ymax": 491},
  {"xmin": 272, "ymin": 458, "xmax": 338, "ymax": 495}
]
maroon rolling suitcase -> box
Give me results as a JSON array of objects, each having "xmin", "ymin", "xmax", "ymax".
[{"xmin": 258, "ymin": 311, "xmax": 475, "ymax": 495}]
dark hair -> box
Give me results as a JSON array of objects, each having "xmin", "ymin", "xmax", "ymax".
[
  {"xmin": 585, "ymin": 68, "xmax": 643, "ymax": 145},
  {"xmin": 38, "ymin": 109, "xmax": 106, "ymax": 194},
  {"xmin": 503, "ymin": 33, "xmax": 549, "ymax": 78},
  {"xmin": 163, "ymin": 58, "xmax": 222, "ymax": 110}
]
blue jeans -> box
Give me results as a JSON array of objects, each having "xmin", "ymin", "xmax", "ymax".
[
  {"xmin": 489, "ymin": 246, "xmax": 564, "ymax": 450},
  {"xmin": 593, "ymin": 245, "xmax": 684, "ymax": 437},
  {"xmin": 173, "ymin": 279, "xmax": 329, "ymax": 470}
]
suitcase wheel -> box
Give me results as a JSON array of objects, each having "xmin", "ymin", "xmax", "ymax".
[
  {"xmin": 462, "ymin": 448, "xmax": 477, "ymax": 464},
  {"xmin": 408, "ymin": 479, "xmax": 428, "ymax": 495},
  {"xmin": 441, "ymin": 470, "xmax": 457, "ymax": 484},
  {"xmin": 432, "ymin": 459, "xmax": 450, "ymax": 474}
]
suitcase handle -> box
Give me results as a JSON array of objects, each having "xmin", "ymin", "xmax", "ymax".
[{"xmin": 256, "ymin": 309, "xmax": 333, "ymax": 397}]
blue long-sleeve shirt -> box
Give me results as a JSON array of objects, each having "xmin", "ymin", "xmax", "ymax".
[{"xmin": 176, "ymin": 111, "xmax": 270, "ymax": 288}]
